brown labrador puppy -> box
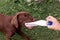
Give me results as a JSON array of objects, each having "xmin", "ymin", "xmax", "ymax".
[{"xmin": 0, "ymin": 12, "xmax": 35, "ymax": 40}]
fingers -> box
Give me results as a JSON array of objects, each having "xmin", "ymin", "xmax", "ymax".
[
  {"xmin": 46, "ymin": 16, "xmax": 56, "ymax": 29},
  {"xmin": 46, "ymin": 16, "xmax": 57, "ymax": 22},
  {"xmin": 46, "ymin": 16, "xmax": 59, "ymax": 29}
]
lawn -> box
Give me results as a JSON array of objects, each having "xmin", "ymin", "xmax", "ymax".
[{"xmin": 0, "ymin": 0, "xmax": 60, "ymax": 40}]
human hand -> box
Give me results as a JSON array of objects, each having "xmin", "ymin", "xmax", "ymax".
[{"xmin": 46, "ymin": 16, "xmax": 60, "ymax": 30}]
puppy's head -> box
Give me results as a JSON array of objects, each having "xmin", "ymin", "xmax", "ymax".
[{"xmin": 11, "ymin": 12, "xmax": 35, "ymax": 29}]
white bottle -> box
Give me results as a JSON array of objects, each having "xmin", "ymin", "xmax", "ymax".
[{"xmin": 25, "ymin": 20, "xmax": 47, "ymax": 27}]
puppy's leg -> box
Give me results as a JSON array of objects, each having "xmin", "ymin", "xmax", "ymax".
[
  {"xmin": 4, "ymin": 35, "xmax": 11, "ymax": 40},
  {"xmin": 17, "ymin": 30, "xmax": 31, "ymax": 40},
  {"xmin": 4, "ymin": 31, "xmax": 14, "ymax": 40}
]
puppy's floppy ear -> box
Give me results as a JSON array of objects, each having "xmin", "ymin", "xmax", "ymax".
[
  {"xmin": 11, "ymin": 12, "xmax": 20, "ymax": 28},
  {"xmin": 11, "ymin": 12, "xmax": 28, "ymax": 28}
]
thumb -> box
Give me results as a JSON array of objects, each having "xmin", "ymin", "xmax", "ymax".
[{"xmin": 46, "ymin": 16, "xmax": 54, "ymax": 28}]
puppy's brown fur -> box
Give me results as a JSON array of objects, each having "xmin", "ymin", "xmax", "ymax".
[{"xmin": 0, "ymin": 12, "xmax": 35, "ymax": 40}]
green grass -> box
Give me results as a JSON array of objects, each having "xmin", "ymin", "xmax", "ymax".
[{"xmin": 0, "ymin": 0, "xmax": 60, "ymax": 40}]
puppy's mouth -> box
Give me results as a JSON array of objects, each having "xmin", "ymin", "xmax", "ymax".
[
  {"xmin": 25, "ymin": 23, "xmax": 33, "ymax": 29},
  {"xmin": 26, "ymin": 26, "xmax": 33, "ymax": 29}
]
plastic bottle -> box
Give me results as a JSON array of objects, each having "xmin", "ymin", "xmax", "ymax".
[{"xmin": 25, "ymin": 20, "xmax": 52, "ymax": 27}]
